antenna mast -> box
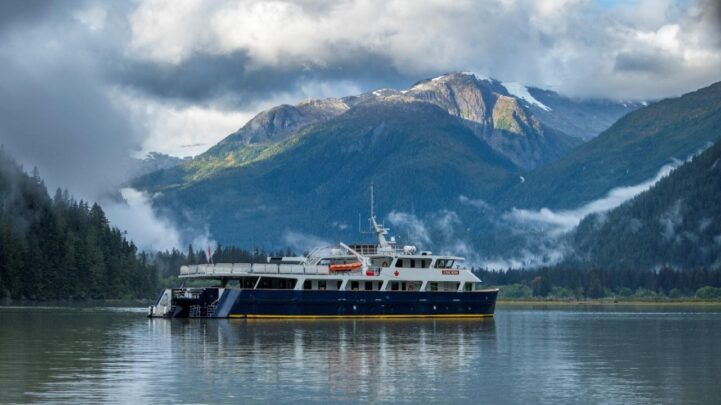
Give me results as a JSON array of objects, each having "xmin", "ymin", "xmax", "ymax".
[{"xmin": 370, "ymin": 181, "xmax": 375, "ymax": 221}]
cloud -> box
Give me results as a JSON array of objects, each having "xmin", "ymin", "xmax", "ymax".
[
  {"xmin": 281, "ymin": 230, "xmax": 331, "ymax": 254},
  {"xmin": 103, "ymin": 188, "xmax": 182, "ymax": 251},
  {"xmin": 102, "ymin": 188, "xmax": 215, "ymax": 252},
  {"xmin": 0, "ymin": 11, "xmax": 140, "ymax": 198},
  {"xmin": 113, "ymin": 90, "xmax": 257, "ymax": 157},
  {"xmin": 387, "ymin": 211, "xmax": 432, "ymax": 246},
  {"xmin": 122, "ymin": 0, "xmax": 721, "ymax": 101},
  {"xmin": 458, "ymin": 195, "xmax": 494, "ymax": 213},
  {"xmin": 506, "ymin": 162, "xmax": 678, "ymax": 234}
]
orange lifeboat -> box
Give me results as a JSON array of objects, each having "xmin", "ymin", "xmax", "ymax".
[{"xmin": 329, "ymin": 262, "xmax": 362, "ymax": 272}]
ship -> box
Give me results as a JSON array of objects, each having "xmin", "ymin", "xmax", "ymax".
[{"xmin": 148, "ymin": 185, "xmax": 498, "ymax": 319}]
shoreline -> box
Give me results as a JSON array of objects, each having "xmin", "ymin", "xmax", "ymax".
[
  {"xmin": 497, "ymin": 299, "xmax": 721, "ymax": 306},
  {"xmin": 0, "ymin": 298, "xmax": 153, "ymax": 307}
]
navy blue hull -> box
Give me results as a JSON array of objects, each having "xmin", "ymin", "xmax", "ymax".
[{"xmin": 181, "ymin": 289, "xmax": 498, "ymax": 318}]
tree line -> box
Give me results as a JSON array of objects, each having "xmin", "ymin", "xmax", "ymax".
[
  {"xmin": 0, "ymin": 150, "xmax": 155, "ymax": 300},
  {"xmin": 475, "ymin": 266, "xmax": 721, "ymax": 300},
  {"xmin": 0, "ymin": 148, "xmax": 294, "ymax": 301}
]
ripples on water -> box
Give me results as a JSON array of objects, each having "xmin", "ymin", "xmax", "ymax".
[{"xmin": 1, "ymin": 305, "xmax": 720, "ymax": 404}]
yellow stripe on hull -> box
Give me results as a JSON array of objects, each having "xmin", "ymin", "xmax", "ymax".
[{"xmin": 229, "ymin": 313, "xmax": 494, "ymax": 319}]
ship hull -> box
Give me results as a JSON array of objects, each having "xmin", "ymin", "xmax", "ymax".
[{"xmin": 154, "ymin": 288, "xmax": 498, "ymax": 319}]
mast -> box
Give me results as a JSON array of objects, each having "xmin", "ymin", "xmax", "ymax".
[{"xmin": 369, "ymin": 182, "xmax": 391, "ymax": 248}]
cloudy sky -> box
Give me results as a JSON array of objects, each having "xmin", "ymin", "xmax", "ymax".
[{"xmin": 0, "ymin": 0, "xmax": 720, "ymax": 198}]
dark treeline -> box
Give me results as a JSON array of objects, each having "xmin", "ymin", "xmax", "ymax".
[
  {"xmin": 475, "ymin": 266, "xmax": 721, "ymax": 299},
  {"xmin": 0, "ymin": 149, "xmax": 156, "ymax": 300},
  {"xmin": 152, "ymin": 245, "xmax": 294, "ymax": 279},
  {"xmin": 0, "ymin": 149, "xmax": 294, "ymax": 300}
]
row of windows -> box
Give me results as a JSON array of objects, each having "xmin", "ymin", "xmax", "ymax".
[
  {"xmin": 368, "ymin": 258, "xmax": 457, "ymax": 268},
  {"xmin": 224, "ymin": 277, "xmax": 477, "ymax": 291}
]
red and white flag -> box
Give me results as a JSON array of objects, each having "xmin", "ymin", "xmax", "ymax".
[{"xmin": 207, "ymin": 246, "xmax": 213, "ymax": 265}]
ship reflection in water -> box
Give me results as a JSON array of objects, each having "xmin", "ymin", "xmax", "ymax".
[
  {"xmin": 157, "ymin": 317, "xmax": 497, "ymax": 402},
  {"xmin": 1, "ymin": 306, "xmax": 721, "ymax": 404}
]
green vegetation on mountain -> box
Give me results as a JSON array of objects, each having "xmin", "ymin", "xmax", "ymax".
[
  {"xmin": 570, "ymin": 137, "xmax": 721, "ymax": 270},
  {"xmin": 0, "ymin": 149, "xmax": 157, "ymax": 300},
  {"xmin": 134, "ymin": 101, "xmax": 520, "ymax": 247},
  {"xmin": 499, "ymin": 81, "xmax": 721, "ymax": 209}
]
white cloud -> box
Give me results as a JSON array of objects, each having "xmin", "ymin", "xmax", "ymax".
[
  {"xmin": 507, "ymin": 163, "xmax": 678, "ymax": 234},
  {"xmin": 113, "ymin": 91, "xmax": 255, "ymax": 157},
  {"xmin": 387, "ymin": 211, "xmax": 432, "ymax": 246},
  {"xmin": 281, "ymin": 230, "xmax": 330, "ymax": 254},
  {"xmin": 104, "ymin": 188, "xmax": 214, "ymax": 252},
  {"xmin": 125, "ymin": 0, "xmax": 721, "ymax": 100},
  {"xmin": 112, "ymin": 77, "xmax": 362, "ymax": 158}
]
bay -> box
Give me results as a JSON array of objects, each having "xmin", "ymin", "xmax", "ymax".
[{"xmin": 1, "ymin": 305, "xmax": 719, "ymax": 404}]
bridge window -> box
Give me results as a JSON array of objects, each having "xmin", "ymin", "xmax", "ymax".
[
  {"xmin": 410, "ymin": 259, "xmax": 415, "ymax": 268},
  {"xmin": 242, "ymin": 277, "xmax": 258, "ymax": 289},
  {"xmin": 258, "ymin": 277, "xmax": 297, "ymax": 290},
  {"xmin": 434, "ymin": 259, "xmax": 456, "ymax": 269},
  {"xmin": 351, "ymin": 281, "xmax": 359, "ymax": 291},
  {"xmin": 395, "ymin": 259, "xmax": 403, "ymax": 268}
]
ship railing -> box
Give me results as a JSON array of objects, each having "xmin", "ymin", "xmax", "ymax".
[
  {"xmin": 347, "ymin": 244, "xmax": 411, "ymax": 256},
  {"xmin": 180, "ymin": 263, "xmax": 331, "ymax": 277}
]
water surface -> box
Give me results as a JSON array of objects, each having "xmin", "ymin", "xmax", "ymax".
[{"xmin": 1, "ymin": 305, "xmax": 719, "ymax": 404}]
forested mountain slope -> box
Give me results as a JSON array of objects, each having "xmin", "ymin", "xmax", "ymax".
[
  {"xmin": 570, "ymin": 138, "xmax": 721, "ymax": 270},
  {"xmin": 498, "ymin": 81, "xmax": 721, "ymax": 210}
]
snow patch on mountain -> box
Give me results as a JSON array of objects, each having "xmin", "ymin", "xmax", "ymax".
[{"xmin": 502, "ymin": 82, "xmax": 552, "ymax": 111}]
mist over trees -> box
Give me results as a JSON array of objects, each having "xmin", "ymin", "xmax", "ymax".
[{"xmin": 0, "ymin": 148, "xmax": 155, "ymax": 300}]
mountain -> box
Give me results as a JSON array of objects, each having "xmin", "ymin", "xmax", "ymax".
[
  {"xmin": 521, "ymin": 87, "xmax": 644, "ymax": 141},
  {"xmin": 131, "ymin": 72, "xmax": 638, "ymax": 249},
  {"xmin": 157, "ymin": 72, "xmax": 635, "ymax": 185},
  {"xmin": 498, "ymin": 81, "xmax": 721, "ymax": 210},
  {"xmin": 134, "ymin": 101, "xmax": 519, "ymax": 247},
  {"xmin": 570, "ymin": 137, "xmax": 721, "ymax": 270},
  {"xmin": 130, "ymin": 152, "xmax": 190, "ymax": 178},
  {"xmin": 397, "ymin": 73, "xmax": 582, "ymax": 170}
]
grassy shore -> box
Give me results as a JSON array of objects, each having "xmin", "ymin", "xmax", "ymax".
[{"xmin": 497, "ymin": 298, "xmax": 721, "ymax": 306}]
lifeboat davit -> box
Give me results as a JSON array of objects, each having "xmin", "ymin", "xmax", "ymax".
[{"xmin": 329, "ymin": 262, "xmax": 362, "ymax": 272}]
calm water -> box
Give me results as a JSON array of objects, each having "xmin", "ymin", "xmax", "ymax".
[{"xmin": 1, "ymin": 305, "xmax": 720, "ymax": 404}]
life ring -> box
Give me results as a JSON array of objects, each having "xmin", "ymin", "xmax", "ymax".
[{"xmin": 381, "ymin": 262, "xmax": 388, "ymax": 267}]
